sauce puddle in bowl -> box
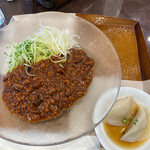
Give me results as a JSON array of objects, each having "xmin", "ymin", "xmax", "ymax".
[
  {"xmin": 103, "ymin": 122, "xmax": 147, "ymax": 149},
  {"xmin": 103, "ymin": 103, "xmax": 148, "ymax": 149}
]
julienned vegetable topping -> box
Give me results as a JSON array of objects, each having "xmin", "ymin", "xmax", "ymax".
[
  {"xmin": 5, "ymin": 26, "xmax": 79, "ymax": 73},
  {"xmin": 2, "ymin": 27, "xmax": 95, "ymax": 122}
]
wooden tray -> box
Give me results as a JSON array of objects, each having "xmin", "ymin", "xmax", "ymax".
[{"xmin": 77, "ymin": 14, "xmax": 150, "ymax": 81}]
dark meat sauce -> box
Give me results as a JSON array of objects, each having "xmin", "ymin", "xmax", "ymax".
[{"xmin": 2, "ymin": 49, "xmax": 94, "ymax": 122}]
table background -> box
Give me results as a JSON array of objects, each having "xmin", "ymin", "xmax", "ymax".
[{"xmin": 0, "ymin": 0, "xmax": 150, "ymax": 54}]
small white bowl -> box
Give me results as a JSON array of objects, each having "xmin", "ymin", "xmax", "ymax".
[{"xmin": 95, "ymin": 87, "xmax": 150, "ymax": 150}]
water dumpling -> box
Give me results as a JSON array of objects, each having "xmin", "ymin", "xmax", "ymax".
[
  {"xmin": 120, "ymin": 105, "xmax": 150, "ymax": 142},
  {"xmin": 103, "ymin": 96, "xmax": 137, "ymax": 126}
]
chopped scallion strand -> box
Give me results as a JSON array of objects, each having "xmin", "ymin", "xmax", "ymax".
[
  {"xmin": 122, "ymin": 118, "xmax": 127, "ymax": 124},
  {"xmin": 59, "ymin": 63, "xmax": 64, "ymax": 68},
  {"xmin": 5, "ymin": 26, "xmax": 80, "ymax": 73},
  {"xmin": 133, "ymin": 118, "xmax": 138, "ymax": 125}
]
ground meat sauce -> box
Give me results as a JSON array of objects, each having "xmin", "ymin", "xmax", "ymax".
[{"xmin": 2, "ymin": 49, "xmax": 94, "ymax": 122}]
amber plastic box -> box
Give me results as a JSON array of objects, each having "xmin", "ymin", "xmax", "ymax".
[{"xmin": 77, "ymin": 14, "xmax": 150, "ymax": 81}]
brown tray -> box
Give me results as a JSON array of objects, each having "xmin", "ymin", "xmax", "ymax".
[{"xmin": 77, "ymin": 14, "xmax": 150, "ymax": 81}]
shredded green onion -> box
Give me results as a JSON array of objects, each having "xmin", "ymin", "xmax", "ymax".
[
  {"xmin": 122, "ymin": 118, "xmax": 127, "ymax": 124},
  {"xmin": 133, "ymin": 118, "xmax": 138, "ymax": 125},
  {"xmin": 122, "ymin": 113, "xmax": 135, "ymax": 124},
  {"xmin": 5, "ymin": 26, "xmax": 80, "ymax": 73}
]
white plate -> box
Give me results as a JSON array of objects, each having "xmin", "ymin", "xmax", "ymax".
[{"xmin": 95, "ymin": 87, "xmax": 150, "ymax": 150}]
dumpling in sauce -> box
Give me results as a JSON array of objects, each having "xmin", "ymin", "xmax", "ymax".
[
  {"xmin": 121, "ymin": 105, "xmax": 150, "ymax": 142},
  {"xmin": 103, "ymin": 96, "xmax": 137, "ymax": 126}
]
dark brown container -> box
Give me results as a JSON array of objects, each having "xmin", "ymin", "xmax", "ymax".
[{"xmin": 36, "ymin": 0, "xmax": 70, "ymax": 9}]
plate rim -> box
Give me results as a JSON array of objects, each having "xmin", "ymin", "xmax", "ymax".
[{"xmin": 0, "ymin": 11, "xmax": 122, "ymax": 146}]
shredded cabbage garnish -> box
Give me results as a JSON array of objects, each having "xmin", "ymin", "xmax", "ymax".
[{"xmin": 5, "ymin": 26, "xmax": 80, "ymax": 73}]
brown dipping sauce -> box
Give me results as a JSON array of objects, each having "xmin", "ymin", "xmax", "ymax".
[
  {"xmin": 2, "ymin": 49, "xmax": 94, "ymax": 122},
  {"xmin": 103, "ymin": 123, "xmax": 146, "ymax": 149}
]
